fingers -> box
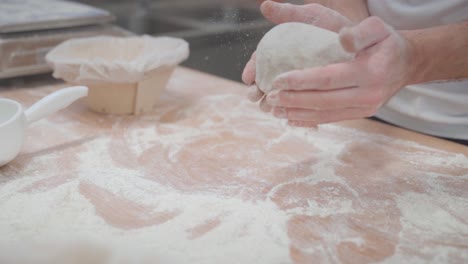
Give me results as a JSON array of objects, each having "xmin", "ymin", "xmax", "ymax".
[
  {"xmin": 242, "ymin": 52, "xmax": 256, "ymax": 85},
  {"xmin": 273, "ymin": 62, "xmax": 358, "ymax": 91},
  {"xmin": 339, "ymin": 16, "xmax": 393, "ymax": 53},
  {"xmin": 259, "ymin": 96, "xmax": 272, "ymax": 112},
  {"xmin": 260, "ymin": 1, "xmax": 351, "ymax": 32},
  {"xmin": 256, "ymin": 0, "xmax": 284, "ymax": 5},
  {"xmin": 265, "ymin": 86, "xmax": 381, "ymax": 110},
  {"xmin": 248, "ymin": 85, "xmax": 271, "ymax": 112},
  {"xmin": 247, "ymin": 85, "xmax": 264, "ymax": 102},
  {"xmin": 273, "ymin": 106, "xmax": 376, "ymax": 124}
]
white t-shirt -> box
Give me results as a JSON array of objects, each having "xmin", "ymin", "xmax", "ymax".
[{"xmin": 367, "ymin": 0, "xmax": 468, "ymax": 140}]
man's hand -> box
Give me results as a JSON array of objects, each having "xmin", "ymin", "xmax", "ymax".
[
  {"xmin": 265, "ymin": 17, "xmax": 417, "ymax": 127},
  {"xmin": 242, "ymin": 1, "xmax": 353, "ymax": 111}
]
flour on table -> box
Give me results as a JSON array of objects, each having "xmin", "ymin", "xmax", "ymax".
[
  {"xmin": 0, "ymin": 83, "xmax": 467, "ymax": 264},
  {"xmin": 255, "ymin": 22, "xmax": 352, "ymax": 93}
]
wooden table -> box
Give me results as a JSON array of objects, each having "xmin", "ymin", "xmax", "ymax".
[{"xmin": 0, "ymin": 68, "xmax": 467, "ymax": 264}]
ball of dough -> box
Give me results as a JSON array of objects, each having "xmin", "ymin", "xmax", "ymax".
[{"xmin": 255, "ymin": 22, "xmax": 353, "ymax": 93}]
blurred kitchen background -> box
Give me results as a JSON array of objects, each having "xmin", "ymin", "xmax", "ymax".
[
  {"xmin": 71, "ymin": 0, "xmax": 278, "ymax": 82},
  {"xmin": 0, "ymin": 0, "xmax": 304, "ymax": 83}
]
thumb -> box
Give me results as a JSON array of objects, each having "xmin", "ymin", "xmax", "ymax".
[
  {"xmin": 339, "ymin": 16, "xmax": 394, "ymax": 53},
  {"xmin": 260, "ymin": 1, "xmax": 351, "ymax": 32},
  {"xmin": 242, "ymin": 52, "xmax": 257, "ymax": 85}
]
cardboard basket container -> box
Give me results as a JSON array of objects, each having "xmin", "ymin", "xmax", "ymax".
[{"xmin": 46, "ymin": 35, "xmax": 189, "ymax": 114}]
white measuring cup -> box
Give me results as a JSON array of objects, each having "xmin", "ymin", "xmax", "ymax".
[{"xmin": 0, "ymin": 86, "xmax": 88, "ymax": 167}]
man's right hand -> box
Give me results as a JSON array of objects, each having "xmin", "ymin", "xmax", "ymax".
[{"xmin": 242, "ymin": 1, "xmax": 353, "ymax": 109}]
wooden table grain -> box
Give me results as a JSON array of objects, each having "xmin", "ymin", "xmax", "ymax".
[{"xmin": 0, "ymin": 68, "xmax": 467, "ymax": 264}]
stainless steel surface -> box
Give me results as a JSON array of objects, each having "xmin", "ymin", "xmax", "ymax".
[
  {"xmin": 74, "ymin": 0, "xmax": 274, "ymax": 82},
  {"xmin": 0, "ymin": 0, "xmax": 125, "ymax": 79},
  {"xmin": 0, "ymin": 0, "xmax": 114, "ymax": 33}
]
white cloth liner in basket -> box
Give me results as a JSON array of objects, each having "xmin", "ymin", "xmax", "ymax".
[{"xmin": 46, "ymin": 35, "xmax": 189, "ymax": 84}]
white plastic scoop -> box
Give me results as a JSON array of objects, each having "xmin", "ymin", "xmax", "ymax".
[{"xmin": 0, "ymin": 86, "xmax": 88, "ymax": 167}]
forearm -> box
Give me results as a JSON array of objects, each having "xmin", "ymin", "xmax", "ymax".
[
  {"xmin": 337, "ymin": 0, "xmax": 369, "ymax": 22},
  {"xmin": 303, "ymin": 0, "xmax": 369, "ymax": 22},
  {"xmin": 404, "ymin": 22, "xmax": 468, "ymax": 85}
]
